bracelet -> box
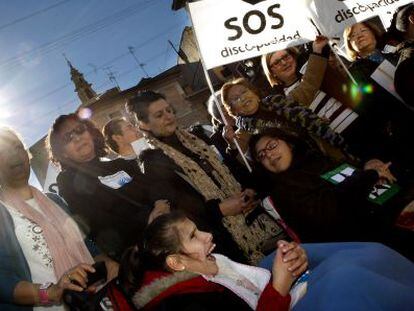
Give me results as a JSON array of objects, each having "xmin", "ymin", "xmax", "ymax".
[{"xmin": 39, "ymin": 282, "xmax": 53, "ymax": 305}]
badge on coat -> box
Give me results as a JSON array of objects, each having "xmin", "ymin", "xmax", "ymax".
[{"xmin": 98, "ymin": 171, "xmax": 133, "ymax": 189}]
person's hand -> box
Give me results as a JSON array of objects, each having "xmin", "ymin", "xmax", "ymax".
[
  {"xmin": 278, "ymin": 241, "xmax": 308, "ymax": 277},
  {"xmin": 222, "ymin": 125, "xmax": 236, "ymax": 148},
  {"xmin": 135, "ymin": 127, "xmax": 144, "ymax": 139},
  {"xmin": 48, "ymin": 263, "xmax": 96, "ymax": 303},
  {"xmin": 364, "ymin": 159, "xmax": 397, "ymax": 184},
  {"xmin": 219, "ymin": 189, "xmax": 258, "ymax": 216},
  {"xmin": 148, "ymin": 200, "xmax": 171, "ymax": 224},
  {"xmin": 104, "ymin": 259, "xmax": 119, "ymax": 281},
  {"xmin": 364, "ymin": 158, "xmax": 385, "ymax": 171},
  {"xmin": 271, "ymin": 243, "xmax": 297, "ymax": 296},
  {"xmin": 312, "ymin": 35, "xmax": 329, "ymax": 54}
]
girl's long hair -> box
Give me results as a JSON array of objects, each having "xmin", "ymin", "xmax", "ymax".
[{"xmin": 118, "ymin": 212, "xmax": 187, "ymax": 296}]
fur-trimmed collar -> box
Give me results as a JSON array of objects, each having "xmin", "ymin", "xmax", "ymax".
[{"xmin": 132, "ymin": 270, "xmax": 223, "ymax": 309}]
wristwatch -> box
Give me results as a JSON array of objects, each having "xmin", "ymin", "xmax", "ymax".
[{"xmin": 39, "ymin": 282, "xmax": 53, "ymax": 305}]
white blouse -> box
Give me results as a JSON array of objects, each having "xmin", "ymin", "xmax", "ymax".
[{"xmin": 7, "ymin": 199, "xmax": 66, "ymax": 311}]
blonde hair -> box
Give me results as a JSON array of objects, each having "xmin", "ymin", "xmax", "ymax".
[
  {"xmin": 343, "ymin": 21, "xmax": 383, "ymax": 61},
  {"xmin": 261, "ymin": 47, "xmax": 299, "ymax": 87},
  {"xmin": 220, "ymin": 78, "xmax": 260, "ymax": 117}
]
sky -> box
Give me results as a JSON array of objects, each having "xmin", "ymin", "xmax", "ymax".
[{"xmin": 0, "ymin": 0, "xmax": 189, "ymax": 147}]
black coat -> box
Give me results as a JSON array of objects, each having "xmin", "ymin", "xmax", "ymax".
[
  {"xmin": 348, "ymin": 57, "xmax": 414, "ymax": 177},
  {"xmin": 255, "ymin": 151, "xmax": 379, "ymax": 242},
  {"xmin": 140, "ymin": 133, "xmax": 247, "ymax": 263},
  {"xmin": 57, "ymin": 157, "xmax": 154, "ymax": 260}
]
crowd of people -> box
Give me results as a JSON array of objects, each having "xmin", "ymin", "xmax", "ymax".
[{"xmin": 1, "ymin": 5, "xmax": 414, "ymax": 311}]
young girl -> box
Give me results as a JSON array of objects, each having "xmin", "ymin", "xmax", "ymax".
[
  {"xmin": 250, "ymin": 128, "xmax": 395, "ymax": 239},
  {"xmin": 120, "ymin": 212, "xmax": 305, "ymax": 310},
  {"xmin": 113, "ymin": 212, "xmax": 414, "ymax": 311}
]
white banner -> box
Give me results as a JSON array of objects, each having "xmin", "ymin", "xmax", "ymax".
[
  {"xmin": 188, "ymin": 0, "xmax": 317, "ymax": 69},
  {"xmin": 309, "ymin": 0, "xmax": 414, "ymax": 37}
]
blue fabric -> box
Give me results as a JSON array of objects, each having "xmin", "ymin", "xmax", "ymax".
[
  {"xmin": 259, "ymin": 242, "xmax": 414, "ymax": 311},
  {"xmin": 0, "ymin": 201, "xmax": 32, "ymax": 311},
  {"xmin": 0, "ymin": 192, "xmax": 99, "ymax": 310}
]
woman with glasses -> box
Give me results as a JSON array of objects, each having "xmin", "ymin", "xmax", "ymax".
[
  {"xmin": 220, "ymin": 77, "xmax": 350, "ymax": 161},
  {"xmin": 248, "ymin": 128, "xmax": 399, "ymax": 244},
  {"xmin": 46, "ymin": 113, "xmax": 170, "ymax": 261},
  {"xmin": 261, "ymin": 37, "xmax": 363, "ymax": 142}
]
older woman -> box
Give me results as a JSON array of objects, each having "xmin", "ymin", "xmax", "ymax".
[
  {"xmin": 0, "ymin": 127, "xmax": 117, "ymax": 310},
  {"xmin": 47, "ymin": 113, "xmax": 169, "ymax": 261},
  {"xmin": 220, "ymin": 78, "xmax": 348, "ymax": 161},
  {"xmin": 344, "ymin": 22, "xmax": 387, "ymax": 61},
  {"xmin": 343, "ymin": 21, "xmax": 414, "ymax": 176}
]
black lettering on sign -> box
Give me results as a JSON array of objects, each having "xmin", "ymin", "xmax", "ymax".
[
  {"xmin": 224, "ymin": 3, "xmax": 285, "ymax": 41},
  {"xmin": 225, "ymin": 17, "xmax": 243, "ymax": 41},
  {"xmin": 243, "ymin": 10, "xmax": 266, "ymax": 34},
  {"xmin": 241, "ymin": 0, "xmax": 267, "ymax": 4},
  {"xmin": 268, "ymin": 4, "xmax": 284, "ymax": 29}
]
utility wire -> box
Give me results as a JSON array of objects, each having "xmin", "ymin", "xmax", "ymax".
[
  {"xmin": 19, "ymin": 48, "xmax": 173, "ymax": 130},
  {"xmin": 2, "ymin": 1, "xmax": 156, "ymax": 70},
  {"xmin": 3, "ymin": 22, "xmax": 183, "ymax": 110},
  {"xmin": 0, "ymin": 0, "xmax": 70, "ymax": 31},
  {"xmin": 0, "ymin": 0, "xmax": 160, "ymax": 71}
]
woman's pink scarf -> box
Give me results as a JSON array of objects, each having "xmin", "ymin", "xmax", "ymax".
[{"xmin": 2, "ymin": 186, "xmax": 94, "ymax": 279}]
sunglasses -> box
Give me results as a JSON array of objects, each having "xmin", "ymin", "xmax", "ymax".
[
  {"xmin": 62, "ymin": 123, "xmax": 87, "ymax": 145},
  {"xmin": 256, "ymin": 139, "xmax": 280, "ymax": 162}
]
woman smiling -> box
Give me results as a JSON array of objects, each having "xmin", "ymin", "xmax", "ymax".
[
  {"xmin": 47, "ymin": 113, "xmax": 170, "ymax": 261},
  {"xmin": 0, "ymin": 127, "xmax": 117, "ymax": 310}
]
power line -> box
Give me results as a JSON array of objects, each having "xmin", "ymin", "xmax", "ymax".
[
  {"xmin": 103, "ymin": 66, "xmax": 120, "ymax": 88},
  {"xmin": 2, "ymin": 0, "xmax": 157, "ymax": 70},
  {"xmin": 0, "ymin": 0, "xmax": 160, "ymax": 71},
  {"xmin": 95, "ymin": 48, "xmax": 171, "ymax": 91},
  {"xmin": 3, "ymin": 22, "xmax": 183, "ymax": 109},
  {"xmin": 18, "ymin": 48, "xmax": 173, "ymax": 129},
  {"xmin": 0, "ymin": 0, "xmax": 70, "ymax": 31},
  {"xmin": 23, "ymin": 48, "xmax": 171, "ymax": 141},
  {"xmin": 128, "ymin": 46, "xmax": 149, "ymax": 78}
]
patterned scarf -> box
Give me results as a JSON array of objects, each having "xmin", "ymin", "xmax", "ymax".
[
  {"xmin": 1, "ymin": 186, "xmax": 94, "ymax": 278},
  {"xmin": 146, "ymin": 129, "xmax": 284, "ymax": 264}
]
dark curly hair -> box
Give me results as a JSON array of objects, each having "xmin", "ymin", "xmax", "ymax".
[
  {"xmin": 46, "ymin": 113, "xmax": 107, "ymax": 168},
  {"xmin": 125, "ymin": 90, "xmax": 166, "ymax": 123}
]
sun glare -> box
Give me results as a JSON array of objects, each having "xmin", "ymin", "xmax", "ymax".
[{"xmin": 0, "ymin": 91, "xmax": 13, "ymax": 121}]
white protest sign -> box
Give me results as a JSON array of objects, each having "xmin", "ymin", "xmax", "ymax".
[
  {"xmin": 188, "ymin": 0, "xmax": 316, "ymax": 69},
  {"xmin": 309, "ymin": 0, "xmax": 413, "ymax": 37},
  {"xmin": 371, "ymin": 59, "xmax": 405, "ymax": 102}
]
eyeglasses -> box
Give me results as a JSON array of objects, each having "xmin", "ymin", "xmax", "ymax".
[
  {"xmin": 256, "ymin": 139, "xmax": 279, "ymax": 162},
  {"xmin": 270, "ymin": 53, "xmax": 292, "ymax": 69},
  {"xmin": 228, "ymin": 89, "xmax": 248, "ymax": 107},
  {"xmin": 62, "ymin": 123, "xmax": 87, "ymax": 145}
]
